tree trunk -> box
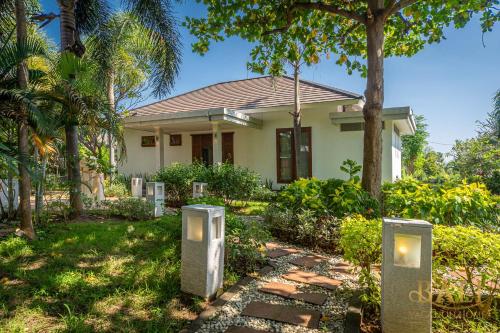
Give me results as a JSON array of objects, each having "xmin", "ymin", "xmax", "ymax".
[
  {"xmin": 35, "ymin": 154, "xmax": 47, "ymax": 224},
  {"xmin": 59, "ymin": 0, "xmax": 83, "ymax": 218},
  {"xmin": 106, "ymin": 70, "xmax": 116, "ymax": 179},
  {"xmin": 361, "ymin": 10, "xmax": 385, "ymax": 200},
  {"xmin": 15, "ymin": 0, "xmax": 35, "ymax": 239},
  {"xmin": 7, "ymin": 169, "xmax": 15, "ymax": 220},
  {"xmin": 292, "ymin": 63, "xmax": 302, "ymax": 179}
]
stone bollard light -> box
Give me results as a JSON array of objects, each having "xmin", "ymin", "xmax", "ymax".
[
  {"xmin": 181, "ymin": 204, "xmax": 225, "ymax": 299},
  {"xmin": 146, "ymin": 182, "xmax": 164, "ymax": 217},
  {"xmin": 192, "ymin": 182, "xmax": 208, "ymax": 198},
  {"xmin": 131, "ymin": 178, "xmax": 143, "ymax": 198},
  {"xmin": 382, "ymin": 218, "xmax": 433, "ymax": 333}
]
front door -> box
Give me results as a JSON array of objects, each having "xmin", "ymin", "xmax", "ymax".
[
  {"xmin": 192, "ymin": 134, "xmax": 213, "ymax": 165},
  {"xmin": 192, "ymin": 132, "xmax": 234, "ymax": 165}
]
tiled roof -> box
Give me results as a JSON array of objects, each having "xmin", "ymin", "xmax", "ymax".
[{"xmin": 130, "ymin": 76, "xmax": 363, "ymax": 117}]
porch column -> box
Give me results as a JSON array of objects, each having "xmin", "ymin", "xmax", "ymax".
[
  {"xmin": 212, "ymin": 122, "xmax": 222, "ymax": 164},
  {"xmin": 155, "ymin": 128, "xmax": 165, "ymax": 170}
]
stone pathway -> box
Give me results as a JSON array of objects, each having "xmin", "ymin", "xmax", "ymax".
[{"xmin": 193, "ymin": 241, "xmax": 360, "ymax": 333}]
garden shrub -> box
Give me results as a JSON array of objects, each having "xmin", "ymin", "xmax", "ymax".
[
  {"xmin": 264, "ymin": 205, "xmax": 341, "ymax": 251},
  {"xmin": 204, "ymin": 163, "xmax": 261, "ymax": 203},
  {"xmin": 325, "ymin": 179, "xmax": 380, "ymax": 218},
  {"xmin": 433, "ymin": 225, "xmax": 500, "ymax": 317},
  {"xmin": 276, "ymin": 177, "xmax": 379, "ymax": 218},
  {"xmin": 339, "ymin": 215, "xmax": 383, "ymax": 313},
  {"xmin": 225, "ymin": 214, "xmax": 270, "ymax": 276},
  {"xmin": 91, "ymin": 198, "xmax": 155, "ymax": 221},
  {"xmin": 104, "ymin": 178, "xmax": 129, "ymax": 198},
  {"xmin": 153, "ymin": 163, "xmax": 262, "ymax": 206},
  {"xmin": 383, "ymin": 178, "xmax": 499, "ymax": 228},
  {"xmin": 277, "ymin": 177, "xmax": 326, "ymax": 214},
  {"xmin": 339, "ymin": 217, "xmax": 500, "ymax": 318},
  {"xmin": 153, "ymin": 163, "xmax": 206, "ymax": 206}
]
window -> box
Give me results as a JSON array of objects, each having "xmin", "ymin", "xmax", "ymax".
[
  {"xmin": 276, "ymin": 127, "xmax": 312, "ymax": 183},
  {"xmin": 340, "ymin": 121, "xmax": 385, "ymax": 132},
  {"xmin": 141, "ymin": 136, "xmax": 156, "ymax": 147},
  {"xmin": 169, "ymin": 134, "xmax": 182, "ymax": 146}
]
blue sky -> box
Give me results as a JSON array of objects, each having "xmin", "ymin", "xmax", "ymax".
[{"xmin": 39, "ymin": 1, "xmax": 500, "ymax": 154}]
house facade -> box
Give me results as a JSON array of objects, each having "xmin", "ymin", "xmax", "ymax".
[{"xmin": 118, "ymin": 76, "xmax": 415, "ymax": 188}]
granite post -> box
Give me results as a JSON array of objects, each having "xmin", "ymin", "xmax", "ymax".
[{"xmin": 382, "ymin": 218, "xmax": 432, "ymax": 333}]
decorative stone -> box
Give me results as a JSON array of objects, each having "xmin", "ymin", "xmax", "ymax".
[
  {"xmin": 241, "ymin": 301, "xmax": 321, "ymax": 328},
  {"xmin": 259, "ymin": 282, "xmax": 327, "ymax": 305},
  {"xmin": 181, "ymin": 205, "xmax": 225, "ymax": 299},
  {"xmin": 282, "ymin": 270, "xmax": 342, "ymax": 290},
  {"xmin": 289, "ymin": 255, "xmax": 325, "ymax": 268},
  {"xmin": 266, "ymin": 248, "xmax": 300, "ymax": 259},
  {"xmin": 225, "ymin": 326, "xmax": 271, "ymax": 333}
]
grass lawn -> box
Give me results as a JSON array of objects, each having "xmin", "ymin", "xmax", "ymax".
[
  {"xmin": 0, "ymin": 215, "xmax": 208, "ymax": 332},
  {"xmin": 229, "ymin": 200, "xmax": 268, "ymax": 216}
]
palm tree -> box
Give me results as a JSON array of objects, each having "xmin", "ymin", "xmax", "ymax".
[
  {"xmin": 0, "ymin": 2, "xmax": 47, "ymax": 237},
  {"xmin": 14, "ymin": 0, "xmax": 35, "ymax": 238},
  {"xmin": 87, "ymin": 11, "xmax": 181, "ymax": 177},
  {"xmin": 51, "ymin": 0, "xmax": 181, "ymax": 218}
]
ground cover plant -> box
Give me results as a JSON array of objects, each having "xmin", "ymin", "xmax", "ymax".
[{"xmin": 0, "ymin": 213, "xmax": 268, "ymax": 332}]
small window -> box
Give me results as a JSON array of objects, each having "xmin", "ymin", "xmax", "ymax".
[
  {"xmin": 340, "ymin": 122, "xmax": 385, "ymax": 132},
  {"xmin": 141, "ymin": 136, "xmax": 156, "ymax": 147},
  {"xmin": 169, "ymin": 134, "xmax": 182, "ymax": 146}
]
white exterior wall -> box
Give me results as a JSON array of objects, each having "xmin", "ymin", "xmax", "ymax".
[
  {"xmin": 118, "ymin": 106, "xmax": 399, "ymax": 186},
  {"xmin": 391, "ymin": 123, "xmax": 402, "ymax": 181}
]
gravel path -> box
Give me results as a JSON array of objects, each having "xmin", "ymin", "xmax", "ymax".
[{"xmin": 195, "ymin": 242, "xmax": 360, "ymax": 333}]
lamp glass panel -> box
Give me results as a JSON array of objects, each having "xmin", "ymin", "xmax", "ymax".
[
  {"xmin": 195, "ymin": 184, "xmax": 201, "ymax": 193},
  {"xmin": 394, "ymin": 233, "xmax": 421, "ymax": 268},
  {"xmin": 211, "ymin": 216, "xmax": 221, "ymax": 240},
  {"xmin": 187, "ymin": 216, "xmax": 203, "ymax": 241},
  {"xmin": 147, "ymin": 184, "xmax": 154, "ymax": 196}
]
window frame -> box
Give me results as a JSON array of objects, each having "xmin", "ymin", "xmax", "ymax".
[{"xmin": 275, "ymin": 127, "xmax": 312, "ymax": 183}]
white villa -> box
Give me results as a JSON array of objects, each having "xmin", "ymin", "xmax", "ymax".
[{"xmin": 118, "ymin": 76, "xmax": 415, "ymax": 188}]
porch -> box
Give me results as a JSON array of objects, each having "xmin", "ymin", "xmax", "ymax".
[{"xmin": 123, "ymin": 108, "xmax": 263, "ymax": 169}]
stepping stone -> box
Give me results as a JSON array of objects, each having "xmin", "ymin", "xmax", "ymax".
[
  {"xmin": 259, "ymin": 281, "xmax": 327, "ymax": 305},
  {"xmin": 241, "ymin": 301, "xmax": 321, "ymax": 329},
  {"xmin": 225, "ymin": 326, "xmax": 271, "ymax": 333},
  {"xmin": 267, "ymin": 248, "xmax": 301, "ymax": 259},
  {"xmin": 289, "ymin": 255, "xmax": 324, "ymax": 268},
  {"xmin": 331, "ymin": 264, "xmax": 356, "ymax": 275},
  {"xmin": 283, "ymin": 270, "xmax": 342, "ymax": 290}
]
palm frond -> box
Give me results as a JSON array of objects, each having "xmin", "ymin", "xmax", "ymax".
[
  {"xmin": 0, "ymin": 35, "xmax": 47, "ymax": 81},
  {"xmin": 123, "ymin": 0, "xmax": 181, "ymax": 97},
  {"xmin": 75, "ymin": 0, "xmax": 111, "ymax": 35}
]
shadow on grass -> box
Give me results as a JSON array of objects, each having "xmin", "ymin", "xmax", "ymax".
[{"xmin": 0, "ymin": 216, "xmax": 204, "ymax": 332}]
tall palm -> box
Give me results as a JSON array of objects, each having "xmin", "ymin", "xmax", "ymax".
[
  {"xmin": 54, "ymin": 0, "xmax": 180, "ymax": 218},
  {"xmin": 0, "ymin": 2, "xmax": 47, "ymax": 236},
  {"xmin": 87, "ymin": 11, "xmax": 181, "ymax": 177},
  {"xmin": 15, "ymin": 0, "xmax": 35, "ymax": 238}
]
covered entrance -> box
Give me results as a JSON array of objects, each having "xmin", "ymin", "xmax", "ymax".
[{"xmin": 192, "ymin": 132, "xmax": 234, "ymax": 165}]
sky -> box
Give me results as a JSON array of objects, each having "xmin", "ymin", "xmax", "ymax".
[{"xmin": 39, "ymin": 1, "xmax": 500, "ymax": 154}]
